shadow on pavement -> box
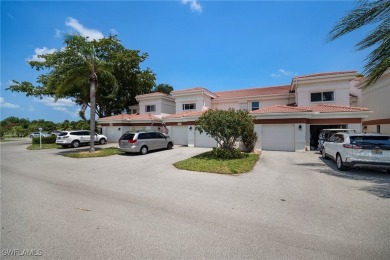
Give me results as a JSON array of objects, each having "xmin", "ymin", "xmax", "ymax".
[
  {"xmin": 296, "ymin": 152, "xmax": 390, "ymax": 199},
  {"xmin": 56, "ymin": 145, "xmax": 117, "ymax": 155}
]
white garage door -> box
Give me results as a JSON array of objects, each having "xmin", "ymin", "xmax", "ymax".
[
  {"xmin": 171, "ymin": 126, "xmax": 188, "ymax": 145},
  {"xmin": 195, "ymin": 131, "xmax": 217, "ymax": 148},
  {"xmin": 262, "ymin": 124, "xmax": 295, "ymax": 152}
]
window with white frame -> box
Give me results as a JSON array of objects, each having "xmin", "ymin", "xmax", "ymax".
[
  {"xmin": 311, "ymin": 91, "xmax": 334, "ymax": 102},
  {"xmin": 182, "ymin": 103, "xmax": 196, "ymax": 110},
  {"xmin": 251, "ymin": 101, "xmax": 260, "ymax": 111},
  {"xmin": 145, "ymin": 105, "xmax": 155, "ymax": 112}
]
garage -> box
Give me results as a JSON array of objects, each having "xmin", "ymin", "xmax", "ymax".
[
  {"xmin": 195, "ymin": 131, "xmax": 217, "ymax": 148},
  {"xmin": 170, "ymin": 126, "xmax": 188, "ymax": 146},
  {"xmin": 309, "ymin": 124, "xmax": 346, "ymax": 150},
  {"xmin": 262, "ymin": 124, "xmax": 295, "ymax": 152}
]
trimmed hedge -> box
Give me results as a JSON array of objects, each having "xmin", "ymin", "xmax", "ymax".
[
  {"xmin": 209, "ymin": 147, "xmax": 244, "ymax": 159},
  {"xmin": 32, "ymin": 136, "xmax": 57, "ymax": 144}
]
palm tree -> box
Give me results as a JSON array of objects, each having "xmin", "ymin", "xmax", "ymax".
[
  {"xmin": 51, "ymin": 35, "xmax": 117, "ymax": 152},
  {"xmin": 328, "ymin": 0, "xmax": 390, "ymax": 88}
]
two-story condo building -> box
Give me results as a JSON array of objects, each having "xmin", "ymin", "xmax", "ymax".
[{"xmin": 99, "ymin": 71, "xmax": 374, "ymax": 152}]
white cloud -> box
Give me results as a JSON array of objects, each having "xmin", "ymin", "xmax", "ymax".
[
  {"xmin": 27, "ymin": 47, "xmax": 57, "ymax": 62},
  {"xmin": 0, "ymin": 97, "xmax": 20, "ymax": 109},
  {"xmin": 110, "ymin": 28, "xmax": 118, "ymax": 35},
  {"xmin": 65, "ymin": 17, "xmax": 104, "ymax": 40},
  {"xmin": 7, "ymin": 13, "xmax": 14, "ymax": 20},
  {"xmin": 35, "ymin": 97, "xmax": 75, "ymax": 107},
  {"xmin": 34, "ymin": 97, "xmax": 78, "ymax": 117},
  {"xmin": 55, "ymin": 29, "xmax": 63, "ymax": 38},
  {"xmin": 181, "ymin": 0, "xmax": 203, "ymax": 13},
  {"xmin": 270, "ymin": 69, "xmax": 297, "ymax": 78}
]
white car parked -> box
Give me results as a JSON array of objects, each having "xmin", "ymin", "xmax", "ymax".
[
  {"xmin": 322, "ymin": 132, "xmax": 390, "ymax": 172},
  {"xmin": 118, "ymin": 131, "xmax": 174, "ymax": 155},
  {"xmin": 30, "ymin": 132, "xmax": 49, "ymax": 138},
  {"xmin": 56, "ymin": 130, "xmax": 107, "ymax": 148}
]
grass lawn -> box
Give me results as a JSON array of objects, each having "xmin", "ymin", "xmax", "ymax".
[
  {"xmin": 174, "ymin": 151, "xmax": 260, "ymax": 174},
  {"xmin": 1, "ymin": 137, "xmax": 26, "ymax": 142},
  {"xmin": 62, "ymin": 147, "xmax": 122, "ymax": 158},
  {"xmin": 27, "ymin": 143, "xmax": 59, "ymax": 150}
]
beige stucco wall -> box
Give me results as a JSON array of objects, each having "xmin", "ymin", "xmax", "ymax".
[
  {"xmin": 296, "ymin": 81, "xmax": 350, "ymax": 107},
  {"xmin": 362, "ymin": 71, "xmax": 390, "ymax": 121},
  {"xmin": 212, "ymin": 96, "xmax": 291, "ymax": 110},
  {"xmin": 175, "ymin": 94, "xmax": 211, "ymax": 113},
  {"xmin": 138, "ymin": 98, "xmax": 175, "ymax": 115},
  {"xmin": 362, "ymin": 71, "xmax": 390, "ymax": 134}
]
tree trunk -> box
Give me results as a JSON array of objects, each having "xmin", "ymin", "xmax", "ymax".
[{"xmin": 89, "ymin": 73, "xmax": 97, "ymax": 153}]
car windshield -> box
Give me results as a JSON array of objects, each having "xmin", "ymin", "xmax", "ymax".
[
  {"xmin": 350, "ymin": 136, "xmax": 390, "ymax": 150},
  {"xmin": 58, "ymin": 132, "xmax": 68, "ymax": 136},
  {"xmin": 120, "ymin": 133, "xmax": 135, "ymax": 141}
]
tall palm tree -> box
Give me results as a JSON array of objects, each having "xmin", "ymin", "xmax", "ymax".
[
  {"xmin": 328, "ymin": 0, "xmax": 390, "ymax": 88},
  {"xmin": 54, "ymin": 35, "xmax": 117, "ymax": 152}
]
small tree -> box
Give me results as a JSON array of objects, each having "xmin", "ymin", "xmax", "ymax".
[
  {"xmin": 240, "ymin": 111, "xmax": 258, "ymax": 152},
  {"xmin": 196, "ymin": 109, "xmax": 257, "ymax": 158}
]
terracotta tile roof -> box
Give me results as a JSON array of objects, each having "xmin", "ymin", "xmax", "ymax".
[
  {"xmin": 305, "ymin": 104, "xmax": 369, "ymax": 113},
  {"xmin": 214, "ymin": 85, "xmax": 291, "ymax": 99},
  {"xmin": 99, "ymin": 113, "xmax": 161, "ymax": 121},
  {"xmin": 294, "ymin": 71, "xmax": 357, "ymax": 79},
  {"xmin": 171, "ymin": 87, "xmax": 211, "ymax": 94},
  {"xmin": 250, "ymin": 105, "xmax": 311, "ymax": 114},
  {"xmin": 250, "ymin": 104, "xmax": 369, "ymax": 114},
  {"xmin": 163, "ymin": 110, "xmax": 207, "ymax": 119}
]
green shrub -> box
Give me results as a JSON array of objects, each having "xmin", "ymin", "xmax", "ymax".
[
  {"xmin": 32, "ymin": 136, "xmax": 56, "ymax": 144},
  {"xmin": 242, "ymin": 129, "xmax": 257, "ymax": 152},
  {"xmin": 209, "ymin": 147, "xmax": 244, "ymax": 159},
  {"xmin": 196, "ymin": 109, "xmax": 257, "ymax": 155}
]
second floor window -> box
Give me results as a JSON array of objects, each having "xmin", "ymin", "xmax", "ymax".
[
  {"xmin": 182, "ymin": 103, "xmax": 196, "ymax": 110},
  {"xmin": 251, "ymin": 101, "xmax": 260, "ymax": 111},
  {"xmin": 311, "ymin": 91, "xmax": 334, "ymax": 102},
  {"xmin": 145, "ymin": 105, "xmax": 155, "ymax": 112}
]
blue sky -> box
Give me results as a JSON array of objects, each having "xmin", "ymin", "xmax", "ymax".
[{"xmin": 1, "ymin": 0, "xmax": 371, "ymax": 123}]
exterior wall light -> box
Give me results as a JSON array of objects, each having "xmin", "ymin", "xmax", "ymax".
[{"xmin": 298, "ymin": 125, "xmax": 302, "ymax": 130}]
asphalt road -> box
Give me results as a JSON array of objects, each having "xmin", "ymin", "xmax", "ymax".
[{"xmin": 1, "ymin": 139, "xmax": 390, "ymax": 259}]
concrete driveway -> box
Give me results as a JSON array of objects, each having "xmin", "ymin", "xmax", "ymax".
[{"xmin": 1, "ymin": 140, "xmax": 390, "ymax": 259}]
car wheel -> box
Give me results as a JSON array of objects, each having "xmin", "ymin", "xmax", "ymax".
[
  {"xmin": 321, "ymin": 148, "xmax": 328, "ymax": 159},
  {"xmin": 140, "ymin": 146, "xmax": 148, "ymax": 155},
  {"xmin": 167, "ymin": 142, "xmax": 173, "ymax": 150},
  {"xmin": 336, "ymin": 153, "xmax": 346, "ymax": 171},
  {"xmin": 71, "ymin": 140, "xmax": 80, "ymax": 148},
  {"xmin": 99, "ymin": 138, "xmax": 106, "ymax": 145}
]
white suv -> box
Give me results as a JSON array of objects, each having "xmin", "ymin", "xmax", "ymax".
[
  {"xmin": 56, "ymin": 130, "xmax": 107, "ymax": 148},
  {"xmin": 322, "ymin": 132, "xmax": 390, "ymax": 172}
]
